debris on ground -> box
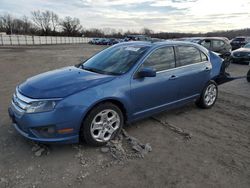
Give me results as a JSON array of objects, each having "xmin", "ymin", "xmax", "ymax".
[
  {"xmin": 100, "ymin": 147, "xmax": 109, "ymax": 153},
  {"xmin": 74, "ymin": 145, "xmax": 90, "ymax": 167},
  {"xmin": 151, "ymin": 117, "xmax": 192, "ymax": 139},
  {"xmin": 103, "ymin": 129, "xmax": 152, "ymax": 161},
  {"xmin": 31, "ymin": 143, "xmax": 50, "ymax": 157},
  {"xmin": 0, "ymin": 177, "xmax": 8, "ymax": 184},
  {"xmin": 77, "ymin": 172, "xmax": 90, "ymax": 181}
]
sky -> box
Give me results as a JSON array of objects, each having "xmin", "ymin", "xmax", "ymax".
[{"xmin": 0, "ymin": 0, "xmax": 250, "ymax": 33}]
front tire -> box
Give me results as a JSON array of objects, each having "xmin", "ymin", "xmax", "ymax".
[
  {"xmin": 196, "ymin": 81, "xmax": 218, "ymax": 109},
  {"xmin": 81, "ymin": 102, "xmax": 124, "ymax": 146}
]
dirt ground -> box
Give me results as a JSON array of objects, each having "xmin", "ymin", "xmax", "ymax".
[{"xmin": 0, "ymin": 44, "xmax": 249, "ymax": 188}]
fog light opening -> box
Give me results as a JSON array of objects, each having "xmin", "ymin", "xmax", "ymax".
[
  {"xmin": 57, "ymin": 128, "xmax": 74, "ymax": 134},
  {"xmin": 32, "ymin": 126, "xmax": 56, "ymax": 138}
]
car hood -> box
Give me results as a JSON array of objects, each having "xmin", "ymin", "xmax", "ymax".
[
  {"xmin": 233, "ymin": 48, "xmax": 250, "ymax": 53},
  {"xmin": 19, "ymin": 66, "xmax": 115, "ymax": 98}
]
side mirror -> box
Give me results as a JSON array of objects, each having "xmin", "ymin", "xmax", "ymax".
[
  {"xmin": 137, "ymin": 67, "xmax": 156, "ymax": 78},
  {"xmin": 223, "ymin": 52, "xmax": 231, "ymax": 57}
]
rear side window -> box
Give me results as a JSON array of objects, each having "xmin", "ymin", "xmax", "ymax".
[
  {"xmin": 212, "ymin": 40, "xmax": 225, "ymax": 48},
  {"xmin": 176, "ymin": 46, "xmax": 201, "ymax": 67},
  {"xmin": 143, "ymin": 47, "xmax": 175, "ymax": 71}
]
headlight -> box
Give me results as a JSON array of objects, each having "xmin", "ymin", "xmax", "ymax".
[
  {"xmin": 232, "ymin": 52, "xmax": 238, "ymax": 57},
  {"xmin": 26, "ymin": 100, "xmax": 57, "ymax": 113}
]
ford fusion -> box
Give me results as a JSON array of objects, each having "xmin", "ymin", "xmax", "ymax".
[{"xmin": 9, "ymin": 41, "xmax": 226, "ymax": 146}]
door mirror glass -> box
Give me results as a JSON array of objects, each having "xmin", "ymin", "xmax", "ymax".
[{"xmin": 137, "ymin": 67, "xmax": 156, "ymax": 78}]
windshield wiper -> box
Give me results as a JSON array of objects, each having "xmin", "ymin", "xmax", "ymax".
[
  {"xmin": 82, "ymin": 66, "xmax": 103, "ymax": 74},
  {"xmin": 81, "ymin": 65, "xmax": 121, "ymax": 76}
]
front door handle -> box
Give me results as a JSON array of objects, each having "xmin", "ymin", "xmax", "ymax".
[
  {"xmin": 169, "ymin": 75, "xmax": 178, "ymax": 80},
  {"xmin": 204, "ymin": 67, "xmax": 211, "ymax": 71}
]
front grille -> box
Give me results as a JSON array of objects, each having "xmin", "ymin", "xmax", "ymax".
[{"xmin": 12, "ymin": 90, "xmax": 30, "ymax": 112}]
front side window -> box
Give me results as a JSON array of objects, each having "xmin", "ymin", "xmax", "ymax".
[
  {"xmin": 176, "ymin": 46, "xmax": 201, "ymax": 67},
  {"xmin": 143, "ymin": 47, "xmax": 175, "ymax": 72},
  {"xmin": 201, "ymin": 40, "xmax": 211, "ymax": 49},
  {"xmin": 201, "ymin": 52, "xmax": 208, "ymax": 61}
]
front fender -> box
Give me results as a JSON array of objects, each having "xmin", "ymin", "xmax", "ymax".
[{"xmin": 57, "ymin": 79, "xmax": 131, "ymax": 124}]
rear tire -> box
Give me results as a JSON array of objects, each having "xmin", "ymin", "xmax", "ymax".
[
  {"xmin": 80, "ymin": 102, "xmax": 124, "ymax": 146},
  {"xmin": 247, "ymin": 69, "xmax": 250, "ymax": 82},
  {"xmin": 196, "ymin": 81, "xmax": 218, "ymax": 109}
]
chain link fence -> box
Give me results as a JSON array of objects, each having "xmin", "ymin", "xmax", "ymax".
[{"xmin": 0, "ymin": 35, "xmax": 91, "ymax": 45}]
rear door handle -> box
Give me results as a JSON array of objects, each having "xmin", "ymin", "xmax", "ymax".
[{"xmin": 169, "ymin": 75, "xmax": 178, "ymax": 80}]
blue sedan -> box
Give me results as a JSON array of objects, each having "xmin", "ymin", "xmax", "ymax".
[{"xmin": 8, "ymin": 41, "xmax": 227, "ymax": 146}]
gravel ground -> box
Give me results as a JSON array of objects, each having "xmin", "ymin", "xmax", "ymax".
[{"xmin": 0, "ymin": 44, "xmax": 249, "ymax": 188}]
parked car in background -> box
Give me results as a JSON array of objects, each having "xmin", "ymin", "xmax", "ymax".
[
  {"xmin": 124, "ymin": 35, "xmax": 151, "ymax": 42},
  {"xmin": 197, "ymin": 37, "xmax": 232, "ymax": 56},
  {"xmin": 9, "ymin": 41, "xmax": 232, "ymax": 146},
  {"xmin": 230, "ymin": 43, "xmax": 250, "ymax": 64},
  {"xmin": 149, "ymin": 38, "xmax": 165, "ymax": 42},
  {"xmin": 95, "ymin": 38, "xmax": 108, "ymax": 45},
  {"xmin": 107, "ymin": 38, "xmax": 119, "ymax": 45},
  {"xmin": 230, "ymin": 36, "xmax": 250, "ymax": 50},
  {"xmin": 89, "ymin": 38, "xmax": 100, "ymax": 45},
  {"xmin": 176, "ymin": 37, "xmax": 232, "ymax": 57}
]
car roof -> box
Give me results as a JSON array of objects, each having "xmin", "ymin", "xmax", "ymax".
[
  {"xmin": 202, "ymin": 37, "xmax": 229, "ymax": 41},
  {"xmin": 234, "ymin": 36, "xmax": 250, "ymax": 38},
  {"xmin": 177, "ymin": 37, "xmax": 229, "ymax": 41},
  {"xmin": 115, "ymin": 41, "xmax": 209, "ymax": 54}
]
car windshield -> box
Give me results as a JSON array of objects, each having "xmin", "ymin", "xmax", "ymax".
[
  {"xmin": 81, "ymin": 45, "xmax": 149, "ymax": 75},
  {"xmin": 243, "ymin": 43, "xmax": 250, "ymax": 48}
]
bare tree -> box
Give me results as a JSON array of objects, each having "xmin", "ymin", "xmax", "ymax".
[
  {"xmin": 60, "ymin": 16, "xmax": 82, "ymax": 36},
  {"xmin": 141, "ymin": 28, "xmax": 153, "ymax": 36},
  {"xmin": 0, "ymin": 14, "xmax": 15, "ymax": 34},
  {"xmin": 0, "ymin": 18, "xmax": 4, "ymax": 32},
  {"xmin": 82, "ymin": 28, "xmax": 105, "ymax": 37},
  {"xmin": 50, "ymin": 12, "xmax": 59, "ymax": 34},
  {"xmin": 21, "ymin": 16, "xmax": 33, "ymax": 34},
  {"xmin": 31, "ymin": 10, "xmax": 52, "ymax": 35}
]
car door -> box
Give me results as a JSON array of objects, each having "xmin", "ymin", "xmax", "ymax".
[
  {"xmin": 175, "ymin": 45, "xmax": 211, "ymax": 99},
  {"xmin": 130, "ymin": 46, "xmax": 179, "ymax": 118}
]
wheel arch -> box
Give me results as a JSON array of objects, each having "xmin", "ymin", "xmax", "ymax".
[{"xmin": 80, "ymin": 98, "xmax": 128, "ymax": 126}]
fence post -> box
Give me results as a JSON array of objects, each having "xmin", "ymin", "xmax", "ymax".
[
  {"xmin": 9, "ymin": 35, "xmax": 12, "ymax": 45},
  {"xmin": 32, "ymin": 36, "xmax": 34, "ymax": 45},
  {"xmin": 50, "ymin": 36, "xmax": 52, "ymax": 45},
  {"xmin": 0, "ymin": 35, "xmax": 3, "ymax": 46},
  {"xmin": 17, "ymin": 35, "xmax": 20, "ymax": 45},
  {"xmin": 39, "ymin": 36, "xmax": 41, "ymax": 45},
  {"xmin": 24, "ymin": 35, "xmax": 27, "ymax": 45}
]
